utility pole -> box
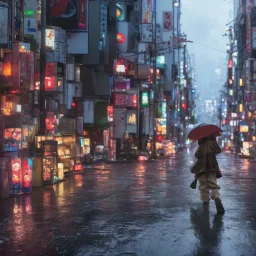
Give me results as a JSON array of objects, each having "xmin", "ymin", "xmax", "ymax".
[
  {"xmin": 151, "ymin": 1, "xmax": 157, "ymax": 159},
  {"xmin": 39, "ymin": 0, "xmax": 46, "ymax": 134}
]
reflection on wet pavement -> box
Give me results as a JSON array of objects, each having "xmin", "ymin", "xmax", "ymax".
[{"xmin": 1, "ymin": 152, "xmax": 256, "ymax": 255}]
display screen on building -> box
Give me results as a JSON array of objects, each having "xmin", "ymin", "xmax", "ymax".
[
  {"xmin": 49, "ymin": 0, "xmax": 88, "ymax": 31},
  {"xmin": 11, "ymin": 158, "xmax": 22, "ymax": 193},
  {"xmin": 142, "ymin": 92, "xmax": 149, "ymax": 107},
  {"xmin": 4, "ymin": 128, "xmax": 21, "ymax": 151}
]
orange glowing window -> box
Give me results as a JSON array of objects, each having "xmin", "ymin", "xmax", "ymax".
[
  {"xmin": 3, "ymin": 53, "xmax": 11, "ymax": 76},
  {"xmin": 3, "ymin": 62, "xmax": 11, "ymax": 76}
]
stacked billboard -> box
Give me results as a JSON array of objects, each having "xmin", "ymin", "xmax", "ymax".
[{"xmin": 48, "ymin": 0, "xmax": 89, "ymax": 54}]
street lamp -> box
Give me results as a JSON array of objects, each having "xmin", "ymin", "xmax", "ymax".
[{"xmin": 173, "ymin": 0, "xmax": 179, "ymax": 7}]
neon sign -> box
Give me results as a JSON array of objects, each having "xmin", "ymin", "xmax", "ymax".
[
  {"xmin": 25, "ymin": 10, "xmax": 34, "ymax": 16},
  {"xmin": 116, "ymin": 32, "xmax": 125, "ymax": 44}
]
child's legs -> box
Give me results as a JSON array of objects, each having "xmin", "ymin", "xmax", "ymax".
[{"xmin": 198, "ymin": 174, "xmax": 210, "ymax": 202}]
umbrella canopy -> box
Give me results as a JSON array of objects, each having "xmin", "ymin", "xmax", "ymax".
[{"xmin": 187, "ymin": 123, "xmax": 222, "ymax": 141}]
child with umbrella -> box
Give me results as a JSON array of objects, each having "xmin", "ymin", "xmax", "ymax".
[{"xmin": 188, "ymin": 124, "xmax": 225, "ymax": 214}]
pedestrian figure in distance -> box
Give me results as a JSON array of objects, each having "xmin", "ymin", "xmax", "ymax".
[{"xmin": 191, "ymin": 134, "xmax": 225, "ymax": 214}]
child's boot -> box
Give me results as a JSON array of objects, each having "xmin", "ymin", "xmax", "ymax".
[{"xmin": 215, "ymin": 198, "xmax": 225, "ymax": 214}]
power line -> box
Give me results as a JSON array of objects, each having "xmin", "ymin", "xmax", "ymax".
[{"xmin": 190, "ymin": 42, "xmax": 227, "ymax": 54}]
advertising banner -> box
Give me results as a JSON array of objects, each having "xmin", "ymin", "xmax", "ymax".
[
  {"xmin": 24, "ymin": 18, "xmax": 37, "ymax": 38},
  {"xmin": 141, "ymin": 24, "xmax": 153, "ymax": 43},
  {"xmin": 45, "ymin": 118, "xmax": 58, "ymax": 134},
  {"xmin": 46, "ymin": 27, "xmax": 66, "ymax": 64},
  {"xmin": 113, "ymin": 108, "xmax": 126, "ymax": 139},
  {"xmin": 113, "ymin": 93, "xmax": 127, "ymax": 107},
  {"xmin": 24, "ymin": 0, "xmax": 37, "ymax": 39},
  {"xmin": 45, "ymin": 76, "xmax": 56, "ymax": 91},
  {"xmin": 126, "ymin": 110, "xmax": 137, "ymax": 133},
  {"xmin": 42, "ymin": 156, "xmax": 54, "ymax": 182},
  {"xmin": 142, "ymin": 0, "xmax": 153, "ymax": 23},
  {"xmin": 10, "ymin": 158, "xmax": 22, "ymax": 194},
  {"xmin": 107, "ymin": 106, "xmax": 114, "ymax": 122},
  {"xmin": 162, "ymin": 12, "xmax": 173, "ymax": 32},
  {"xmin": 46, "ymin": 29, "xmax": 55, "ymax": 50},
  {"xmin": 156, "ymin": 118, "xmax": 167, "ymax": 135},
  {"xmin": 22, "ymin": 159, "xmax": 32, "ymax": 193},
  {"xmin": 100, "ymin": 0, "xmax": 107, "ymax": 34},
  {"xmin": 4, "ymin": 128, "xmax": 21, "ymax": 151},
  {"xmin": 49, "ymin": 0, "xmax": 88, "ymax": 31},
  {"xmin": 142, "ymin": 92, "xmax": 149, "ymax": 107}
]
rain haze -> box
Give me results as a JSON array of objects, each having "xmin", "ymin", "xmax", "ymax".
[{"xmin": 181, "ymin": 0, "xmax": 231, "ymax": 104}]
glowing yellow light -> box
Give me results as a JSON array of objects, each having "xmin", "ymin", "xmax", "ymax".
[
  {"xmin": 229, "ymin": 89, "xmax": 233, "ymax": 96},
  {"xmin": 128, "ymin": 114, "xmax": 136, "ymax": 124},
  {"xmin": 116, "ymin": 8, "xmax": 121, "ymax": 18},
  {"xmin": 240, "ymin": 78, "xmax": 243, "ymax": 86},
  {"xmin": 239, "ymin": 104, "xmax": 243, "ymax": 113}
]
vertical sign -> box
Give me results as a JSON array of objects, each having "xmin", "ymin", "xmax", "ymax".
[
  {"xmin": 162, "ymin": 12, "xmax": 173, "ymax": 32},
  {"xmin": 142, "ymin": 0, "xmax": 153, "ymax": 23},
  {"xmin": 77, "ymin": 117, "xmax": 83, "ymax": 135},
  {"xmin": 246, "ymin": 0, "xmax": 253, "ymax": 54},
  {"xmin": 11, "ymin": 42, "xmax": 20, "ymax": 87},
  {"xmin": 26, "ymin": 52, "xmax": 34, "ymax": 90},
  {"xmin": 251, "ymin": 7, "xmax": 256, "ymax": 49}
]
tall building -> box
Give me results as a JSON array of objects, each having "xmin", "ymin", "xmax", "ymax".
[{"xmin": 0, "ymin": 0, "xmax": 196, "ymax": 198}]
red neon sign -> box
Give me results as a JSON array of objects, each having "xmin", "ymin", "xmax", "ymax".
[
  {"xmin": 132, "ymin": 94, "xmax": 137, "ymax": 107},
  {"xmin": 116, "ymin": 32, "xmax": 125, "ymax": 43},
  {"xmin": 228, "ymin": 60, "xmax": 233, "ymax": 68},
  {"xmin": 116, "ymin": 64, "xmax": 126, "ymax": 73},
  {"xmin": 45, "ymin": 77, "xmax": 56, "ymax": 91}
]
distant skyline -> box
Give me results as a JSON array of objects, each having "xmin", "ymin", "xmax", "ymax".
[{"xmin": 181, "ymin": 0, "xmax": 232, "ymax": 101}]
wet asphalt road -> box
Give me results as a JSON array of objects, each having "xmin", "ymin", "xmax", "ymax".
[{"xmin": 1, "ymin": 151, "xmax": 256, "ymax": 256}]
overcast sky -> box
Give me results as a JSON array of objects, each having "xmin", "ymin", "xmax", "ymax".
[{"xmin": 181, "ymin": 0, "xmax": 232, "ymax": 100}]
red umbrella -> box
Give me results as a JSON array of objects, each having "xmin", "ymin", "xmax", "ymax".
[{"xmin": 187, "ymin": 123, "xmax": 222, "ymax": 141}]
